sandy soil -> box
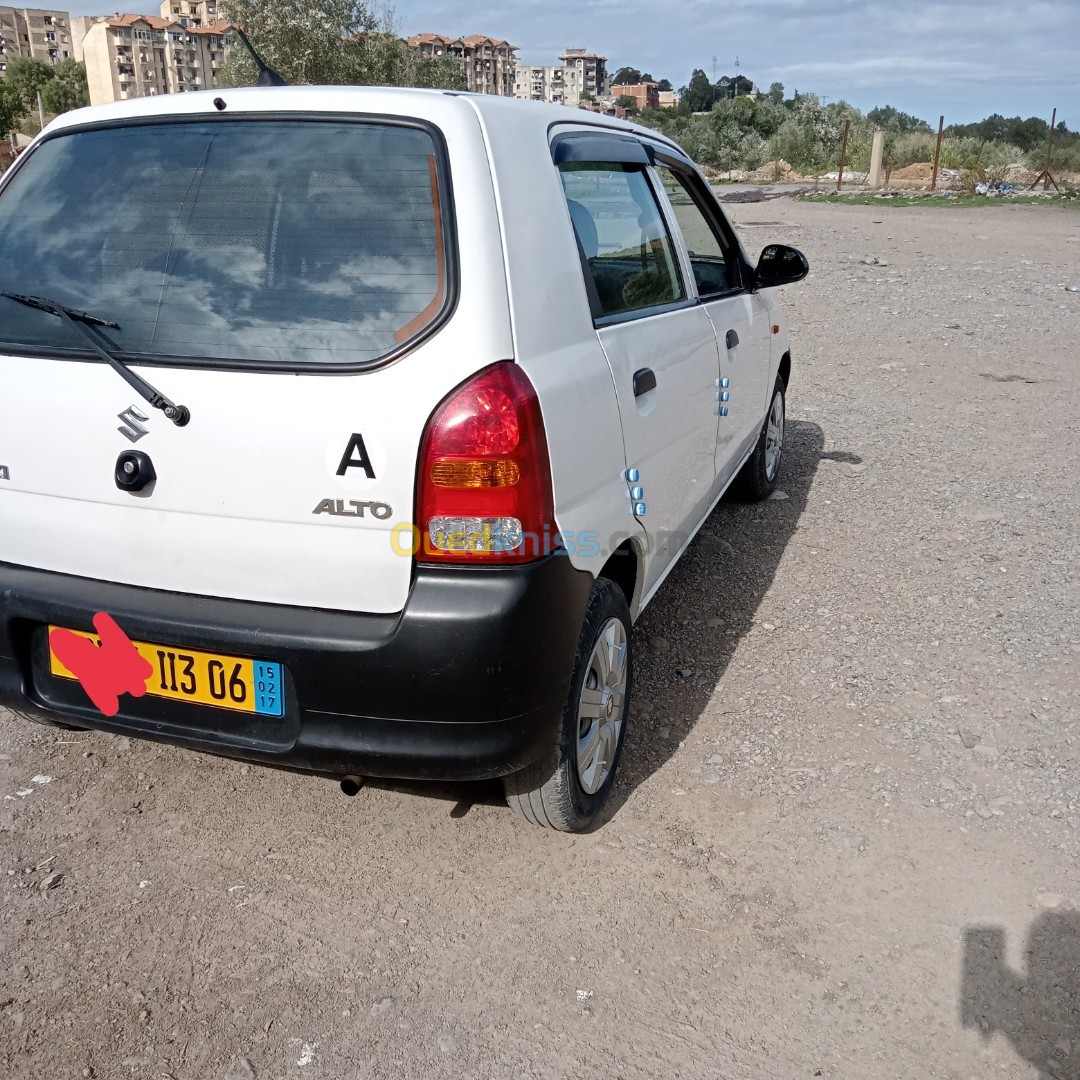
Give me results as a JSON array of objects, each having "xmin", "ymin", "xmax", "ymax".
[{"xmin": 2, "ymin": 201, "xmax": 1080, "ymax": 1080}]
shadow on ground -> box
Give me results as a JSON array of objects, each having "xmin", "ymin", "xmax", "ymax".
[
  {"xmin": 598, "ymin": 419, "xmax": 847, "ymax": 820},
  {"xmin": 361, "ymin": 420, "xmax": 856, "ymax": 824},
  {"xmin": 962, "ymin": 910, "xmax": 1080, "ymax": 1080}
]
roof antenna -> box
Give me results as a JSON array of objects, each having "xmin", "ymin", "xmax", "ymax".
[{"xmin": 230, "ymin": 27, "xmax": 287, "ymax": 86}]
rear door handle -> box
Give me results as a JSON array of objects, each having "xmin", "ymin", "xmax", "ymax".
[
  {"xmin": 633, "ymin": 368, "xmax": 657, "ymax": 397},
  {"xmin": 726, "ymin": 329, "xmax": 740, "ymax": 350}
]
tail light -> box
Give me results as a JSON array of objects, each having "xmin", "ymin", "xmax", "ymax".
[{"xmin": 416, "ymin": 362, "xmax": 556, "ymax": 563}]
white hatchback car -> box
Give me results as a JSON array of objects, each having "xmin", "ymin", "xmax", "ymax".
[{"xmin": 0, "ymin": 87, "xmax": 807, "ymax": 830}]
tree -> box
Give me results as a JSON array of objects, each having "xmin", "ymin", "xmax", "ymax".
[
  {"xmin": 611, "ymin": 66, "xmax": 641, "ymax": 85},
  {"xmin": 634, "ymin": 83, "xmax": 1079, "ymax": 177},
  {"xmin": 640, "ymin": 72, "xmax": 654, "ymax": 82},
  {"xmin": 684, "ymin": 68, "xmax": 715, "ymax": 112},
  {"xmin": 1012, "ymin": 116, "xmax": 1052, "ymax": 152},
  {"xmin": 714, "ymin": 73, "xmax": 753, "ymax": 101},
  {"xmin": 614, "ymin": 94, "xmax": 638, "ymax": 114},
  {"xmin": 657, "ymin": 78, "xmax": 672, "ymax": 92},
  {"xmin": 217, "ymin": 0, "xmax": 464, "ymax": 89},
  {"xmin": 40, "ymin": 59, "xmax": 89, "ymax": 115},
  {"xmin": 0, "ymin": 78, "xmax": 26, "ymax": 140},
  {"xmin": 402, "ymin": 52, "xmax": 466, "ymax": 90},
  {"xmin": 867, "ymin": 104, "xmax": 930, "ymax": 133},
  {"xmin": 947, "ymin": 114, "xmax": 1059, "ymax": 155},
  {"xmin": 346, "ymin": 31, "xmax": 466, "ymax": 90},
  {"xmin": 770, "ymin": 117, "xmax": 825, "ymax": 173},
  {"xmin": 5, "ymin": 56, "xmax": 55, "ymax": 110}
]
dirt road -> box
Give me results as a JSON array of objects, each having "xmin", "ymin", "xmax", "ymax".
[{"xmin": 3, "ymin": 201, "xmax": 1079, "ymax": 1080}]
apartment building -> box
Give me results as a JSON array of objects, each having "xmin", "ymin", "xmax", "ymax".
[
  {"xmin": 558, "ymin": 48, "xmax": 608, "ymax": 105},
  {"xmin": 406, "ymin": 33, "xmax": 517, "ymax": 96},
  {"xmin": 158, "ymin": 0, "xmax": 220, "ymax": 28},
  {"xmin": 512, "ymin": 47, "xmax": 609, "ymax": 108},
  {"xmin": 658, "ymin": 89, "xmax": 678, "ymax": 109},
  {"xmin": 512, "ymin": 63, "xmax": 567, "ymax": 105},
  {"xmin": 0, "ymin": 6, "xmax": 74, "ymax": 74},
  {"xmin": 78, "ymin": 12, "xmax": 229, "ymax": 105},
  {"xmin": 613, "ymin": 81, "xmax": 660, "ymax": 112},
  {"xmin": 0, "ymin": 8, "xmax": 18, "ymax": 73}
]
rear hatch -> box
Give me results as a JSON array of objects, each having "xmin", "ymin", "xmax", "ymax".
[{"xmin": 0, "ymin": 92, "xmax": 511, "ymax": 615}]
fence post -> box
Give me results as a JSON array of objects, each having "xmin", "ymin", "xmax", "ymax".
[
  {"xmin": 1043, "ymin": 108, "xmax": 1056, "ymax": 190},
  {"xmin": 837, "ymin": 118, "xmax": 850, "ymax": 191},
  {"xmin": 930, "ymin": 115, "xmax": 944, "ymax": 191},
  {"xmin": 1029, "ymin": 108, "xmax": 1060, "ymax": 192},
  {"xmin": 868, "ymin": 129, "xmax": 885, "ymax": 189}
]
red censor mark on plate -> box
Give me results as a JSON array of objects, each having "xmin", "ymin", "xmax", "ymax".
[{"xmin": 49, "ymin": 613, "xmax": 152, "ymax": 717}]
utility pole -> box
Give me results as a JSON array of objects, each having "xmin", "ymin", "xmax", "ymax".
[
  {"xmin": 711, "ymin": 54, "xmax": 717, "ymax": 83},
  {"xmin": 36, "ymin": 90, "xmax": 46, "ymax": 132},
  {"xmin": 733, "ymin": 55, "xmax": 739, "ymax": 98}
]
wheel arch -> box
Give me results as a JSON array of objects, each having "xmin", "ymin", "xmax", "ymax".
[
  {"xmin": 597, "ymin": 538, "xmax": 644, "ymax": 621},
  {"xmin": 778, "ymin": 350, "xmax": 791, "ymax": 389}
]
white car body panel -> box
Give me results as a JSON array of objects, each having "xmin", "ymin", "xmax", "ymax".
[
  {"xmin": 702, "ymin": 290, "xmax": 776, "ymax": 479},
  {"xmin": 596, "ymin": 306, "xmax": 722, "ymax": 597},
  {"xmin": 466, "ymin": 103, "xmax": 649, "ymax": 589},
  {"xmin": 0, "ymin": 88, "xmax": 512, "ymax": 615},
  {"xmin": 0, "ymin": 87, "xmax": 792, "ymax": 622}
]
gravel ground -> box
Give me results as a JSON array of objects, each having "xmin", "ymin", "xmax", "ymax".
[{"xmin": 2, "ymin": 201, "xmax": 1080, "ymax": 1080}]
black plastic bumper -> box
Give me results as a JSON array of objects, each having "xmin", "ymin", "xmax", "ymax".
[{"xmin": 0, "ymin": 556, "xmax": 593, "ymax": 781}]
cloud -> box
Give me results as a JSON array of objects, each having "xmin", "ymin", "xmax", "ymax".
[
  {"xmin": 399, "ymin": 0, "xmax": 1078, "ymax": 123},
  {"xmin": 61, "ymin": 0, "xmax": 1078, "ymax": 123}
]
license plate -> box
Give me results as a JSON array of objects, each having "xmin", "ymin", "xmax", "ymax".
[{"xmin": 48, "ymin": 627, "xmax": 284, "ymax": 718}]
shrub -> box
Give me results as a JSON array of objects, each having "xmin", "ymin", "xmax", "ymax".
[
  {"xmin": 770, "ymin": 119, "xmax": 825, "ymax": 174},
  {"xmin": 884, "ymin": 131, "xmax": 937, "ymax": 171},
  {"xmin": 636, "ymin": 92, "xmax": 1080, "ymax": 182}
]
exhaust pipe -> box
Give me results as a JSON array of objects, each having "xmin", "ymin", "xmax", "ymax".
[{"xmin": 340, "ymin": 775, "xmax": 365, "ymax": 797}]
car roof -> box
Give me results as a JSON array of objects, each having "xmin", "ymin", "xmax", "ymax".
[{"xmin": 43, "ymin": 84, "xmax": 684, "ymax": 154}]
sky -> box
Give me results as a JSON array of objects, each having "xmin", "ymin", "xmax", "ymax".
[{"xmin": 62, "ymin": 0, "xmax": 1080, "ymax": 127}]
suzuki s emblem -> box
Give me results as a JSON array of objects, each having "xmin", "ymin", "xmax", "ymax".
[
  {"xmin": 117, "ymin": 405, "xmax": 149, "ymax": 443},
  {"xmin": 0, "ymin": 465, "xmax": 8, "ymax": 481}
]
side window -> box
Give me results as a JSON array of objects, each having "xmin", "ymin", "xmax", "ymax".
[
  {"xmin": 656, "ymin": 165, "xmax": 739, "ymax": 297},
  {"xmin": 560, "ymin": 163, "xmax": 684, "ymax": 318}
]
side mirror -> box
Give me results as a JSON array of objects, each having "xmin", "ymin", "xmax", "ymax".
[{"xmin": 753, "ymin": 244, "xmax": 809, "ymax": 289}]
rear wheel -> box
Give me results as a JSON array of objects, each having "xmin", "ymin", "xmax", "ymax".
[
  {"xmin": 734, "ymin": 376, "xmax": 785, "ymax": 501},
  {"xmin": 9, "ymin": 708, "xmax": 86, "ymax": 732},
  {"xmin": 504, "ymin": 577, "xmax": 632, "ymax": 831}
]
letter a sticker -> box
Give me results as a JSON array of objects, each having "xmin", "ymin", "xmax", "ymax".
[{"xmin": 336, "ymin": 434, "xmax": 375, "ymax": 478}]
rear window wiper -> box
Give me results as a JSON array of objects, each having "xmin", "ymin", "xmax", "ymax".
[{"xmin": 1, "ymin": 292, "xmax": 190, "ymax": 427}]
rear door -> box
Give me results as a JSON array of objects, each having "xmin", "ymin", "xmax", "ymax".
[
  {"xmin": 0, "ymin": 102, "xmax": 509, "ymax": 615},
  {"xmin": 556, "ymin": 135, "xmax": 721, "ymax": 596},
  {"xmin": 652, "ymin": 158, "xmax": 774, "ymax": 484}
]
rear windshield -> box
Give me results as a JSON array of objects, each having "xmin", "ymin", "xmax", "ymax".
[{"xmin": 0, "ymin": 119, "xmax": 451, "ymax": 367}]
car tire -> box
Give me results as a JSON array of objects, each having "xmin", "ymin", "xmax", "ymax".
[
  {"xmin": 734, "ymin": 375, "xmax": 786, "ymax": 501},
  {"xmin": 9, "ymin": 707, "xmax": 86, "ymax": 732},
  {"xmin": 504, "ymin": 576, "xmax": 632, "ymax": 831}
]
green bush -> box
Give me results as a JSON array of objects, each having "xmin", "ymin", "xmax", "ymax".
[
  {"xmin": 884, "ymin": 131, "xmax": 937, "ymax": 170},
  {"xmin": 637, "ymin": 90, "xmax": 1080, "ymax": 179},
  {"xmin": 939, "ymin": 137, "xmax": 1024, "ymax": 170},
  {"xmin": 770, "ymin": 119, "xmax": 825, "ymax": 173},
  {"xmin": 1047, "ymin": 142, "xmax": 1080, "ymax": 173}
]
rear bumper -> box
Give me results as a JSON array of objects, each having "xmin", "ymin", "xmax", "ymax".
[{"xmin": 0, "ymin": 556, "xmax": 593, "ymax": 781}]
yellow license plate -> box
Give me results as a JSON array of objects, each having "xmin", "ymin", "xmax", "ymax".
[{"xmin": 48, "ymin": 627, "xmax": 284, "ymax": 717}]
